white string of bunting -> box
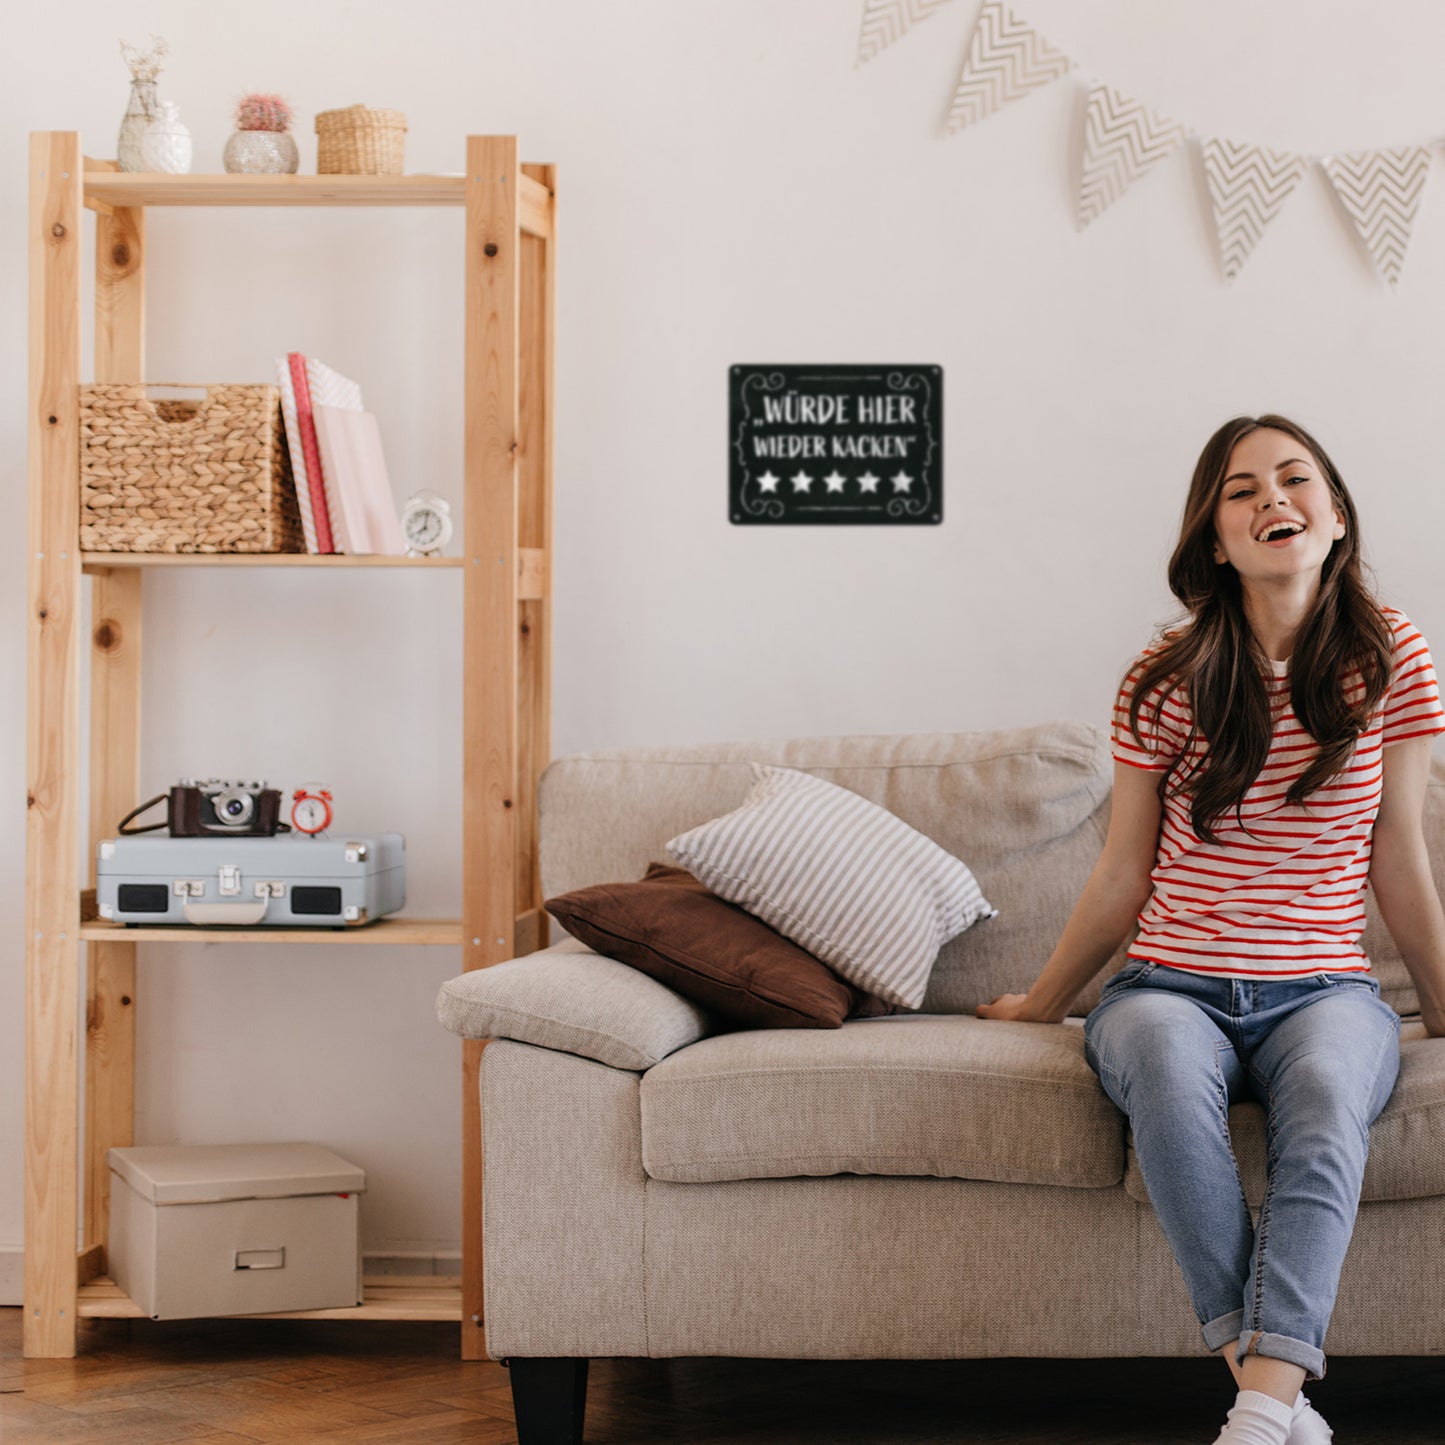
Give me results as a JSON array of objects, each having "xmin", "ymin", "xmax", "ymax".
[{"xmin": 856, "ymin": 0, "xmax": 1441, "ymax": 287}]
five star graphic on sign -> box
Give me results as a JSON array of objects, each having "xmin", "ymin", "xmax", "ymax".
[{"xmin": 758, "ymin": 469, "xmax": 914, "ymax": 496}]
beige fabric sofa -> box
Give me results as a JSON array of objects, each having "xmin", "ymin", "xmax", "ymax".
[{"xmin": 437, "ymin": 722, "xmax": 1445, "ymax": 1443}]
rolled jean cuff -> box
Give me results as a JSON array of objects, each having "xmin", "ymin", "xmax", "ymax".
[
  {"xmin": 1202, "ymin": 1309, "xmax": 1245, "ymax": 1353},
  {"xmin": 1233, "ymin": 1329, "xmax": 1327, "ymax": 1382}
]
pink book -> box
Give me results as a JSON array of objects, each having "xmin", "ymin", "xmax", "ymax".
[
  {"xmin": 312, "ymin": 405, "xmax": 406, "ymax": 556},
  {"xmin": 288, "ymin": 352, "xmax": 335, "ymax": 553}
]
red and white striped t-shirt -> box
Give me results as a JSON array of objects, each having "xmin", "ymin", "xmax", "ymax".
[{"xmin": 1112, "ymin": 606, "xmax": 1445, "ymax": 979}]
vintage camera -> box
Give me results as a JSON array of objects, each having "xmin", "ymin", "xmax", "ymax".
[
  {"xmin": 174, "ymin": 779, "xmax": 285, "ymax": 836},
  {"xmin": 118, "ymin": 779, "xmax": 288, "ymax": 837}
]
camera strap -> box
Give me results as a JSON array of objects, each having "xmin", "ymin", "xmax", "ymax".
[{"xmin": 117, "ymin": 793, "xmax": 172, "ymax": 835}]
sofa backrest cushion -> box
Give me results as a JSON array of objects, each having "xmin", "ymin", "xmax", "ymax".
[{"xmin": 540, "ymin": 722, "xmax": 1120, "ymax": 1015}]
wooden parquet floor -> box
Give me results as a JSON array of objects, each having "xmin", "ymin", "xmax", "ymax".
[{"xmin": 3, "ymin": 1308, "xmax": 1444, "ymax": 1443}]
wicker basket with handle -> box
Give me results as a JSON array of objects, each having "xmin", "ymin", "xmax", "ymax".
[
  {"xmin": 80, "ymin": 383, "xmax": 305, "ymax": 554},
  {"xmin": 315, "ymin": 104, "xmax": 407, "ymax": 175}
]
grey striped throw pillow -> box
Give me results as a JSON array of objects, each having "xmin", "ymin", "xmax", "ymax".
[{"xmin": 666, "ymin": 765, "xmax": 996, "ymax": 1009}]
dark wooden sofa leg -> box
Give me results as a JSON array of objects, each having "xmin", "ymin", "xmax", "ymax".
[{"xmin": 507, "ymin": 1357, "xmax": 590, "ymax": 1444}]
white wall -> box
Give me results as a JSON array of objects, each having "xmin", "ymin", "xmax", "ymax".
[{"xmin": 5, "ymin": 0, "xmax": 1445, "ymax": 1278}]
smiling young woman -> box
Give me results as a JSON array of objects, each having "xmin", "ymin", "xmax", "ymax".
[{"xmin": 977, "ymin": 414, "xmax": 1445, "ymax": 1445}]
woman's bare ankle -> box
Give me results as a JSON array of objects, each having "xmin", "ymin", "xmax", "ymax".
[
  {"xmin": 1218, "ymin": 1343, "xmax": 1246, "ymax": 1390},
  {"xmin": 1238, "ymin": 1354, "xmax": 1306, "ymax": 1406}
]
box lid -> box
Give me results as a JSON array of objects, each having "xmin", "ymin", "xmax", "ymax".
[
  {"xmin": 96, "ymin": 832, "xmax": 405, "ymax": 881},
  {"xmin": 108, "ymin": 1142, "xmax": 366, "ymax": 1206}
]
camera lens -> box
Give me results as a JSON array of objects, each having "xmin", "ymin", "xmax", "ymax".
[{"xmin": 215, "ymin": 788, "xmax": 254, "ymax": 826}]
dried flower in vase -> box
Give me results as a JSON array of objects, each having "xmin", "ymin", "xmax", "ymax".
[
  {"xmin": 236, "ymin": 93, "xmax": 294, "ymax": 133},
  {"xmin": 116, "ymin": 34, "xmax": 170, "ymax": 172},
  {"xmin": 119, "ymin": 34, "xmax": 168, "ymax": 82}
]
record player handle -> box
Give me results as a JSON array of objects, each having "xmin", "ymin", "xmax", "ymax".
[{"xmin": 182, "ymin": 901, "xmax": 270, "ymax": 926}]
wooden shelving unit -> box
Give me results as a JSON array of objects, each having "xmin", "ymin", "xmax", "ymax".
[{"xmin": 25, "ymin": 133, "xmax": 556, "ymax": 1359}]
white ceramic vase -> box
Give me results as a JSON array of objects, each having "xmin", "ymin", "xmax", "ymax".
[
  {"xmin": 117, "ymin": 78, "xmax": 158, "ymax": 173},
  {"xmin": 223, "ymin": 129, "xmax": 299, "ymax": 175},
  {"xmin": 141, "ymin": 101, "xmax": 193, "ymax": 175}
]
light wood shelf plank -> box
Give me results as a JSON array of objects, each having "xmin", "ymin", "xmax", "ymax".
[
  {"xmin": 86, "ymin": 172, "xmax": 468, "ymax": 208},
  {"xmin": 79, "ymin": 917, "xmax": 466, "ymax": 945},
  {"xmin": 82, "ymin": 169, "xmax": 554, "ymax": 237},
  {"xmin": 82, "ymin": 552, "xmax": 464, "ymax": 570},
  {"xmin": 81, "ymin": 548, "xmax": 548, "ymax": 598},
  {"xmin": 78, "ymin": 1276, "xmax": 464, "ymax": 1322}
]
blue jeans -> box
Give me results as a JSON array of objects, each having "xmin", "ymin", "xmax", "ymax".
[{"xmin": 1083, "ymin": 960, "xmax": 1402, "ymax": 1381}]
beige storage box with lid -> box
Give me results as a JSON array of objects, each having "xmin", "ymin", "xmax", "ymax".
[{"xmin": 107, "ymin": 1142, "xmax": 365, "ymax": 1320}]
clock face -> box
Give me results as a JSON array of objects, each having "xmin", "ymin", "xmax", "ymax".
[
  {"xmin": 292, "ymin": 796, "xmax": 331, "ymax": 834},
  {"xmin": 402, "ymin": 493, "xmax": 453, "ymax": 555},
  {"xmin": 405, "ymin": 508, "xmax": 443, "ymax": 548}
]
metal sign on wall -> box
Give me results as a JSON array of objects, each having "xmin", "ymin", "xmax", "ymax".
[{"xmin": 729, "ymin": 364, "xmax": 942, "ymax": 525}]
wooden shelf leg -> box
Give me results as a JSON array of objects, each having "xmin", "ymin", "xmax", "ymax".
[
  {"xmin": 83, "ymin": 195, "xmax": 147, "ymax": 1265},
  {"xmin": 84, "ymin": 570, "xmax": 142, "ymax": 1252},
  {"xmin": 26, "ymin": 129, "xmax": 84, "ymax": 1359},
  {"xmin": 517, "ymin": 161, "xmax": 556, "ymax": 955},
  {"xmin": 461, "ymin": 134, "xmax": 523, "ymax": 1361}
]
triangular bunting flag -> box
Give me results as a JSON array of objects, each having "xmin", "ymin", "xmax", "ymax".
[
  {"xmin": 1201, "ymin": 139, "xmax": 1307, "ymax": 281},
  {"xmin": 1319, "ymin": 147, "xmax": 1432, "ymax": 288},
  {"xmin": 1077, "ymin": 82, "xmax": 1189, "ymax": 229},
  {"xmin": 945, "ymin": 0, "xmax": 1071, "ymax": 132},
  {"xmin": 856, "ymin": 0, "xmax": 955, "ymax": 67}
]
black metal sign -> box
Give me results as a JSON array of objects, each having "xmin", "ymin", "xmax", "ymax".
[{"xmin": 729, "ymin": 365, "xmax": 942, "ymax": 525}]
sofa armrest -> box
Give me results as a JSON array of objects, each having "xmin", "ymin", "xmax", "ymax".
[{"xmin": 436, "ymin": 939, "xmax": 711, "ymax": 1071}]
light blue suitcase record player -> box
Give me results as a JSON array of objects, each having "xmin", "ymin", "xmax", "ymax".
[{"xmin": 96, "ymin": 833, "xmax": 406, "ymax": 927}]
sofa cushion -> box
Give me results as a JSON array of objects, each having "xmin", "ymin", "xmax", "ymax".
[
  {"xmin": 1123, "ymin": 1019, "xmax": 1445, "ymax": 1206},
  {"xmin": 667, "ymin": 765, "xmax": 996, "ymax": 1009},
  {"xmin": 545, "ymin": 863, "xmax": 894, "ymax": 1029},
  {"xmin": 436, "ymin": 940, "xmax": 709, "ymax": 1071},
  {"xmin": 639, "ymin": 1015, "xmax": 1124, "ymax": 1188}
]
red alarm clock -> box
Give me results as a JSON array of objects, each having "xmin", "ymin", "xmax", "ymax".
[{"xmin": 290, "ymin": 785, "xmax": 333, "ymax": 836}]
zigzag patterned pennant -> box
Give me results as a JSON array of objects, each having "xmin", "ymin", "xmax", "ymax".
[
  {"xmin": 1077, "ymin": 82, "xmax": 1189, "ymax": 229},
  {"xmin": 945, "ymin": 0, "xmax": 1072, "ymax": 132},
  {"xmin": 1319, "ymin": 147, "xmax": 1433, "ymax": 288},
  {"xmin": 856, "ymin": 0, "xmax": 955, "ymax": 67},
  {"xmin": 1201, "ymin": 139, "xmax": 1307, "ymax": 281}
]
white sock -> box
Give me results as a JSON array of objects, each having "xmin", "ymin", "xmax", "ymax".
[
  {"xmin": 1288, "ymin": 1390, "xmax": 1334, "ymax": 1444},
  {"xmin": 1211, "ymin": 1388, "xmax": 1295, "ymax": 1445}
]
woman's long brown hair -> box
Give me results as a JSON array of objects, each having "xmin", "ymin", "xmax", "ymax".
[{"xmin": 1128, "ymin": 414, "xmax": 1393, "ymax": 844}]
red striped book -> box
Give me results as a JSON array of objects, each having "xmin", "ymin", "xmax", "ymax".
[{"xmin": 288, "ymin": 352, "xmax": 335, "ymax": 554}]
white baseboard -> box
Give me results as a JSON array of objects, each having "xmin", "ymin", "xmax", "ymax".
[
  {"xmin": 0, "ymin": 1247, "xmax": 21, "ymax": 1306},
  {"xmin": 362, "ymin": 1251, "xmax": 462, "ymax": 1277},
  {"xmin": 0, "ymin": 1247, "xmax": 459, "ymax": 1305}
]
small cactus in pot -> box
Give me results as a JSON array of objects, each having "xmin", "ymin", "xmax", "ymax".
[{"xmin": 224, "ymin": 92, "xmax": 299, "ymax": 174}]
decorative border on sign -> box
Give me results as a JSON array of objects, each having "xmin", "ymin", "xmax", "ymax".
[
  {"xmin": 733, "ymin": 370, "xmax": 788, "ymax": 520},
  {"xmin": 885, "ymin": 370, "xmax": 936, "ymax": 518}
]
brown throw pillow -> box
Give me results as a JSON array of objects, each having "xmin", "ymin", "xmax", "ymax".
[{"xmin": 545, "ymin": 863, "xmax": 895, "ymax": 1029}]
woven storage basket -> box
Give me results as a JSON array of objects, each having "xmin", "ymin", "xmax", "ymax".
[
  {"xmin": 80, "ymin": 384, "xmax": 305, "ymax": 554},
  {"xmin": 315, "ymin": 104, "xmax": 407, "ymax": 175}
]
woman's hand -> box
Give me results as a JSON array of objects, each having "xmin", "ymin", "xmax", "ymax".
[{"xmin": 975, "ymin": 993, "xmax": 1057, "ymax": 1023}]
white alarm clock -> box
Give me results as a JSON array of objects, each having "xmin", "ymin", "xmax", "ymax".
[
  {"xmin": 401, "ymin": 491, "xmax": 454, "ymax": 557},
  {"xmin": 290, "ymin": 784, "xmax": 333, "ymax": 836}
]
